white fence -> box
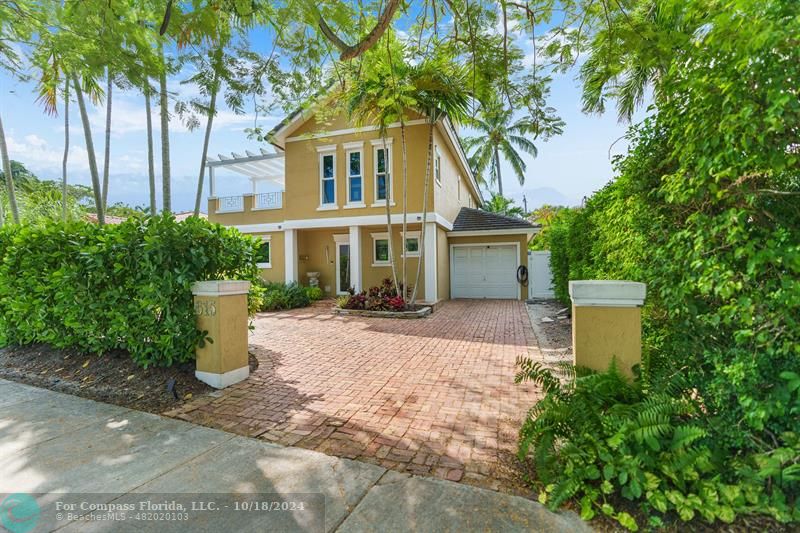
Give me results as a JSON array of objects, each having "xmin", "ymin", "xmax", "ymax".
[{"xmin": 528, "ymin": 250, "xmax": 555, "ymax": 299}]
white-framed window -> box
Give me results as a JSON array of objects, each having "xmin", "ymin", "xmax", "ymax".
[
  {"xmin": 401, "ymin": 231, "xmax": 421, "ymax": 258},
  {"xmin": 457, "ymin": 175, "xmax": 462, "ymax": 201},
  {"xmin": 256, "ymin": 235, "xmax": 271, "ymax": 268},
  {"xmin": 434, "ymin": 146, "xmax": 442, "ymax": 185},
  {"xmin": 317, "ymin": 145, "xmax": 337, "ymax": 208},
  {"xmin": 371, "ymin": 139, "xmax": 393, "ymax": 205},
  {"xmin": 344, "ymin": 142, "xmax": 364, "ymax": 206},
  {"xmin": 370, "ymin": 232, "xmax": 391, "ymax": 266}
]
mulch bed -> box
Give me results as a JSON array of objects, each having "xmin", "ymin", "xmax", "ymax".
[{"xmin": 0, "ymin": 344, "xmax": 257, "ymax": 415}]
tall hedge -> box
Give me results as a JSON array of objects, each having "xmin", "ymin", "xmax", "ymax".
[{"xmin": 0, "ymin": 215, "xmax": 260, "ymax": 367}]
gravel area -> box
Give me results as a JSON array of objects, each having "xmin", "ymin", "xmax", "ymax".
[{"xmin": 525, "ymin": 299, "xmax": 573, "ymax": 366}]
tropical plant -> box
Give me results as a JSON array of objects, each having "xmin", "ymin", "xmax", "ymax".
[
  {"xmin": 481, "ymin": 193, "xmax": 524, "ymax": 218},
  {"xmin": 257, "ymin": 281, "xmax": 311, "ymax": 311},
  {"xmin": 462, "ymin": 105, "xmax": 539, "ymax": 195}
]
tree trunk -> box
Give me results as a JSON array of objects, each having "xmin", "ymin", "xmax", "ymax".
[
  {"xmin": 159, "ymin": 44, "xmax": 171, "ymax": 214},
  {"xmin": 382, "ymin": 136, "xmax": 400, "ymax": 296},
  {"xmin": 194, "ymin": 73, "xmax": 219, "ymax": 217},
  {"xmin": 495, "ymin": 148, "xmax": 503, "ymax": 196},
  {"xmin": 144, "ymin": 86, "xmax": 157, "ymax": 216},
  {"xmin": 400, "ymin": 121, "xmax": 408, "ymax": 305},
  {"xmin": 72, "ymin": 75, "xmax": 104, "ymax": 225},
  {"xmin": 410, "ymin": 122, "xmax": 435, "ymax": 304},
  {"xmin": 0, "ymin": 112, "xmax": 20, "ymax": 224},
  {"xmin": 62, "ymin": 80, "xmax": 70, "ymax": 222},
  {"xmin": 101, "ymin": 69, "xmax": 112, "ymax": 210}
]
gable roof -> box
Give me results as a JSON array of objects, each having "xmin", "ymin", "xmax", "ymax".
[{"xmin": 451, "ymin": 207, "xmax": 538, "ymax": 233}]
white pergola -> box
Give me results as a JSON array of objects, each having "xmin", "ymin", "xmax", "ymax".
[{"xmin": 205, "ymin": 149, "xmax": 285, "ymax": 197}]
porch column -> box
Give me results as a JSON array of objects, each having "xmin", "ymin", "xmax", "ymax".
[
  {"xmin": 284, "ymin": 229, "xmax": 298, "ymax": 283},
  {"xmin": 423, "ymin": 222, "xmax": 438, "ymax": 302},
  {"xmin": 209, "ymin": 166, "xmax": 216, "ymax": 197},
  {"xmin": 349, "ymin": 225, "xmax": 362, "ymax": 292}
]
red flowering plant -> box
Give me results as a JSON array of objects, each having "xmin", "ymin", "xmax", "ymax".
[{"xmin": 339, "ymin": 278, "xmax": 406, "ymax": 311}]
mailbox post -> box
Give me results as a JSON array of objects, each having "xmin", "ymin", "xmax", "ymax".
[
  {"xmin": 569, "ymin": 280, "xmax": 646, "ymax": 378},
  {"xmin": 191, "ymin": 280, "xmax": 251, "ymax": 388}
]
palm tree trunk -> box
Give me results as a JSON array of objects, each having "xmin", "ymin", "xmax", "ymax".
[
  {"xmin": 410, "ymin": 122, "xmax": 435, "ymax": 304},
  {"xmin": 0, "ymin": 112, "xmax": 20, "ymax": 224},
  {"xmin": 71, "ymin": 75, "xmax": 105, "ymax": 225},
  {"xmin": 62, "ymin": 80, "xmax": 70, "ymax": 222},
  {"xmin": 144, "ymin": 86, "xmax": 157, "ymax": 216},
  {"xmin": 400, "ymin": 121, "xmax": 407, "ymax": 305},
  {"xmin": 101, "ymin": 69, "xmax": 112, "ymax": 210},
  {"xmin": 193, "ymin": 73, "xmax": 219, "ymax": 217},
  {"xmin": 159, "ymin": 43, "xmax": 171, "ymax": 214},
  {"xmin": 494, "ymin": 148, "xmax": 503, "ymax": 196},
  {"xmin": 382, "ymin": 136, "xmax": 400, "ymax": 296}
]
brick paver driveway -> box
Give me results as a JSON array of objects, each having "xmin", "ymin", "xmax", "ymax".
[{"xmin": 168, "ymin": 300, "xmax": 541, "ymax": 492}]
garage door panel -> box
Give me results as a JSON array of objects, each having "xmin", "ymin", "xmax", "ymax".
[{"xmin": 451, "ymin": 244, "xmax": 519, "ymax": 299}]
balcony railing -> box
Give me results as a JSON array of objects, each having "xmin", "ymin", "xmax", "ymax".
[
  {"xmin": 253, "ymin": 192, "xmax": 283, "ymax": 210},
  {"xmin": 216, "ymin": 195, "xmax": 244, "ymax": 213}
]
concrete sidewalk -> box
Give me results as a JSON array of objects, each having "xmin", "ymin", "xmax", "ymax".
[{"xmin": 0, "ymin": 379, "xmax": 589, "ymax": 532}]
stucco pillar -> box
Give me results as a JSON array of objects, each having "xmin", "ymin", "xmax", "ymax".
[
  {"xmin": 569, "ymin": 280, "xmax": 646, "ymax": 378},
  {"xmin": 192, "ymin": 280, "xmax": 250, "ymax": 389},
  {"xmin": 423, "ymin": 222, "xmax": 438, "ymax": 302},
  {"xmin": 284, "ymin": 229, "xmax": 298, "ymax": 283},
  {"xmin": 209, "ymin": 166, "xmax": 216, "ymax": 197},
  {"xmin": 349, "ymin": 225, "xmax": 362, "ymax": 292}
]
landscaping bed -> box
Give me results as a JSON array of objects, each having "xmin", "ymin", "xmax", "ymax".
[
  {"xmin": 332, "ymin": 306, "xmax": 431, "ymax": 319},
  {"xmin": 0, "ymin": 344, "xmax": 257, "ymax": 415}
]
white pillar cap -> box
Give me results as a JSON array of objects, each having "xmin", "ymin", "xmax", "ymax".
[
  {"xmin": 569, "ymin": 280, "xmax": 646, "ymax": 307},
  {"xmin": 191, "ymin": 280, "xmax": 251, "ymax": 296}
]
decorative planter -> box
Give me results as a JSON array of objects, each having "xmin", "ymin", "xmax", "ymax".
[{"xmin": 332, "ymin": 306, "xmax": 432, "ymax": 319}]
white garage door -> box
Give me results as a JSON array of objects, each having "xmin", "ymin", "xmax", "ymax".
[{"xmin": 451, "ymin": 244, "xmax": 519, "ymax": 299}]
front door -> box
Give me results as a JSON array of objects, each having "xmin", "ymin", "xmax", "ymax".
[{"xmin": 336, "ymin": 242, "xmax": 351, "ymax": 294}]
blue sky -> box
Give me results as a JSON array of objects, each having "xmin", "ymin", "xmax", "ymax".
[{"xmin": 0, "ymin": 27, "xmax": 647, "ymax": 214}]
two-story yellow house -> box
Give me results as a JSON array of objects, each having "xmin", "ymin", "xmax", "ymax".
[{"xmin": 206, "ymin": 106, "xmax": 538, "ymax": 303}]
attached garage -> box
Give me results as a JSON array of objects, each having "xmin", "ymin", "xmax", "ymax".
[
  {"xmin": 451, "ymin": 244, "xmax": 519, "ymax": 299},
  {"xmin": 446, "ymin": 208, "xmax": 539, "ymax": 300}
]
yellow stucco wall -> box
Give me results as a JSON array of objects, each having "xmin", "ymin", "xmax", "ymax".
[
  {"xmin": 446, "ymin": 233, "xmax": 530, "ymax": 300},
  {"xmin": 208, "ymin": 194, "xmax": 284, "ymax": 226},
  {"xmin": 194, "ymin": 293, "xmax": 249, "ymax": 374},
  {"xmin": 433, "ymin": 127, "xmax": 474, "ymax": 223},
  {"xmin": 360, "ymin": 224, "xmax": 424, "ymax": 298},
  {"xmin": 251, "ymin": 231, "xmax": 284, "ymax": 283},
  {"xmin": 571, "ymin": 306, "xmax": 642, "ymax": 377}
]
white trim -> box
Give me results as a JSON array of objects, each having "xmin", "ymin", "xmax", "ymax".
[
  {"xmin": 401, "ymin": 231, "xmax": 421, "ymax": 258},
  {"xmin": 449, "ymin": 242, "xmax": 522, "ymax": 300},
  {"xmin": 333, "ymin": 233, "xmax": 350, "ymax": 243},
  {"xmin": 369, "ymin": 137, "xmax": 395, "ymax": 146},
  {"xmin": 424, "ymin": 223, "xmax": 438, "ymax": 302},
  {"xmin": 345, "ymin": 146, "xmax": 364, "ymax": 206},
  {"xmin": 343, "ymin": 203, "xmax": 366, "ymax": 209},
  {"xmin": 447, "ymin": 228, "xmax": 538, "ymax": 238},
  {"xmin": 319, "ymin": 151, "xmax": 337, "ymax": 208},
  {"xmin": 440, "ymin": 117, "xmax": 483, "ymax": 206},
  {"xmin": 370, "ymin": 232, "xmax": 391, "ymax": 266},
  {"xmin": 231, "ymin": 212, "xmax": 454, "ymax": 233},
  {"xmin": 196, "ymin": 366, "xmax": 249, "ymax": 389},
  {"xmin": 256, "ymin": 235, "xmax": 272, "ymax": 269},
  {"xmin": 191, "ymin": 280, "xmax": 251, "ymax": 296},
  {"xmin": 285, "ymin": 229, "xmax": 298, "ymax": 283},
  {"xmin": 285, "ymin": 120, "xmax": 426, "ymax": 143},
  {"xmin": 342, "ymin": 140, "xmax": 364, "ymax": 150},
  {"xmin": 315, "ymin": 144, "xmax": 337, "ymax": 153},
  {"xmin": 568, "ymin": 280, "xmax": 646, "ymax": 307},
  {"xmin": 349, "ymin": 226, "xmax": 362, "ymax": 292},
  {"xmin": 434, "ymin": 145, "xmax": 442, "ymax": 186},
  {"xmin": 373, "ymin": 143, "xmax": 392, "ymax": 203}
]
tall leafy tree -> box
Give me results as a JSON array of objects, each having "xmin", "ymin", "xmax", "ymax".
[
  {"xmin": 481, "ymin": 193, "xmax": 525, "ymax": 218},
  {"xmin": 462, "ymin": 106, "xmax": 539, "ymax": 195}
]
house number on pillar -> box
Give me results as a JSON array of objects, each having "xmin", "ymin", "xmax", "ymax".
[{"xmin": 194, "ymin": 300, "xmax": 217, "ymax": 317}]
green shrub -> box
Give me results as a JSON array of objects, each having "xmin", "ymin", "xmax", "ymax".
[
  {"xmin": 258, "ymin": 282, "xmax": 310, "ymax": 311},
  {"xmin": 517, "ymin": 360, "xmax": 800, "ymax": 529},
  {"xmin": 0, "ymin": 215, "xmax": 260, "ymax": 367},
  {"xmin": 304, "ymin": 286, "xmax": 323, "ymax": 301}
]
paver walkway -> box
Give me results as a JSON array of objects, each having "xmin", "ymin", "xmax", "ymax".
[
  {"xmin": 0, "ymin": 379, "xmax": 589, "ymax": 532},
  {"xmin": 167, "ymin": 300, "xmax": 542, "ymax": 491}
]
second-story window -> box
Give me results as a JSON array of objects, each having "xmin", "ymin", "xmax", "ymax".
[
  {"xmin": 374, "ymin": 145, "xmax": 391, "ymax": 202},
  {"xmin": 348, "ymin": 150, "xmax": 362, "ymax": 204},
  {"xmin": 434, "ymin": 146, "xmax": 442, "ymax": 185},
  {"xmin": 319, "ymin": 150, "xmax": 336, "ymax": 206}
]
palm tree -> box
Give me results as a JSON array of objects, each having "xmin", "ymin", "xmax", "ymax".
[
  {"xmin": 61, "ymin": 80, "xmax": 69, "ymax": 222},
  {"xmin": 481, "ymin": 193, "xmax": 525, "ymax": 218},
  {"xmin": 101, "ymin": 68, "xmax": 112, "ymax": 209},
  {"xmin": 158, "ymin": 41, "xmax": 171, "ymax": 214},
  {"xmin": 71, "ymin": 74, "xmax": 105, "ymax": 225},
  {"xmin": 0, "ymin": 112, "xmax": 19, "ymax": 224},
  {"xmin": 462, "ymin": 106, "xmax": 538, "ymax": 196},
  {"xmin": 144, "ymin": 83, "xmax": 157, "ymax": 216}
]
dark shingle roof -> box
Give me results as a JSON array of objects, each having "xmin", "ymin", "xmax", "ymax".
[{"xmin": 451, "ymin": 207, "xmax": 538, "ymax": 232}]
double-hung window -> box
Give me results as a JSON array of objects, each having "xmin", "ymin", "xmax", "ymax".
[
  {"xmin": 343, "ymin": 142, "xmax": 364, "ymax": 207},
  {"xmin": 371, "ymin": 232, "xmax": 391, "ymax": 266},
  {"xmin": 318, "ymin": 146, "xmax": 337, "ymax": 208},
  {"xmin": 434, "ymin": 146, "xmax": 442, "ymax": 185},
  {"xmin": 371, "ymin": 139, "xmax": 393, "ymax": 204},
  {"xmin": 401, "ymin": 231, "xmax": 420, "ymax": 257}
]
